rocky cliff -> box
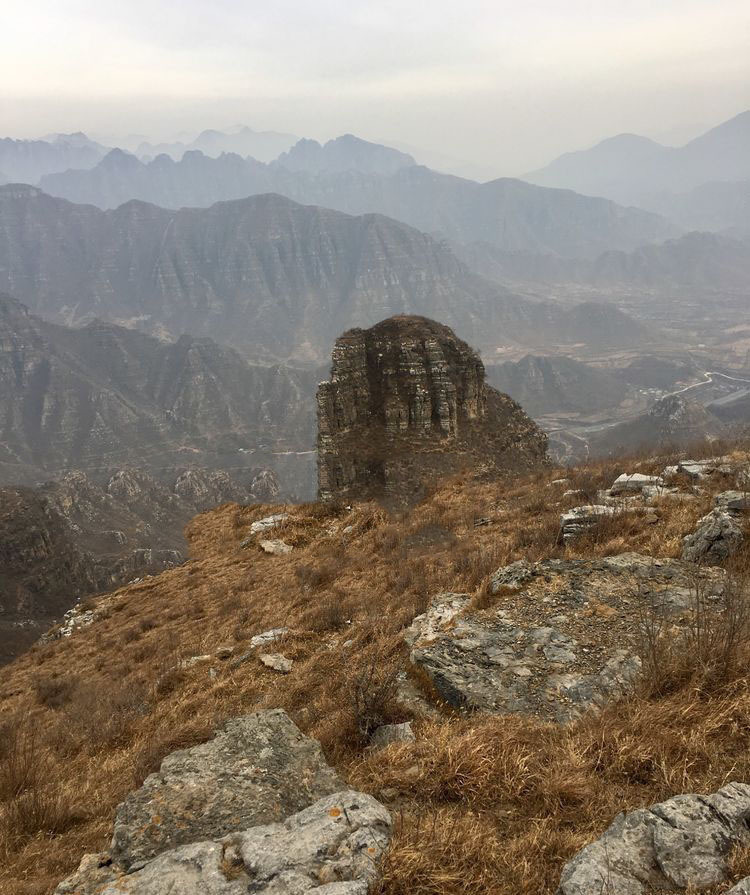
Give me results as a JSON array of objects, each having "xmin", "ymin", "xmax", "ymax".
[
  {"xmin": 317, "ymin": 315, "xmax": 548, "ymax": 501},
  {"xmin": 0, "ymin": 187, "xmax": 654, "ymax": 363}
]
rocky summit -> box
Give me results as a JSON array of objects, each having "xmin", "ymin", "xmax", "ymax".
[{"xmin": 317, "ymin": 315, "xmax": 548, "ymax": 502}]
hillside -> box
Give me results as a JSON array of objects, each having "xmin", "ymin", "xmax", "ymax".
[
  {"xmin": 0, "ymin": 465, "xmax": 283, "ymax": 664},
  {"xmin": 0, "ymin": 294, "xmax": 318, "ymax": 492},
  {"xmin": 37, "ymin": 150, "xmax": 679, "ymax": 258},
  {"xmin": 2, "ymin": 446, "xmax": 750, "ymax": 894},
  {"xmin": 0, "ymin": 187, "xmax": 653, "ymax": 362},
  {"xmin": 457, "ymin": 231, "xmax": 750, "ymax": 292}
]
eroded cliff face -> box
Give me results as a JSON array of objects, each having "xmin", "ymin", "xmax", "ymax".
[{"xmin": 317, "ymin": 315, "xmax": 547, "ymax": 501}]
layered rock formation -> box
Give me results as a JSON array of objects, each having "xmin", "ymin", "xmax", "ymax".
[{"xmin": 317, "ymin": 316, "xmax": 548, "ymax": 502}]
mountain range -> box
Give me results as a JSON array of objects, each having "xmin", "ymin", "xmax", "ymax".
[
  {"xmin": 458, "ymin": 231, "xmax": 750, "ymax": 292},
  {"xmin": 526, "ymin": 111, "xmax": 750, "ymax": 230},
  {"xmin": 0, "ymin": 132, "xmax": 107, "ymax": 185},
  {"xmin": 0, "ymin": 293, "xmax": 318, "ymax": 491},
  {"xmin": 37, "ymin": 145, "xmax": 679, "ymax": 259},
  {"xmin": 0, "ymin": 186, "xmax": 652, "ymax": 362},
  {"xmin": 136, "ymin": 125, "xmax": 298, "ymax": 163}
]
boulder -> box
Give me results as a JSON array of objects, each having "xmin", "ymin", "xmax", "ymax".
[
  {"xmin": 560, "ymin": 505, "xmax": 618, "ymax": 541},
  {"xmin": 250, "ymin": 513, "xmax": 288, "ymax": 534},
  {"xmin": 250, "ymin": 628, "xmax": 290, "ymax": 648},
  {"xmin": 260, "ymin": 653, "xmax": 293, "ymax": 673},
  {"xmin": 715, "ymin": 490, "xmax": 750, "ymax": 513},
  {"xmin": 260, "ymin": 538, "xmax": 293, "ymax": 555},
  {"xmin": 557, "ymin": 782, "xmax": 750, "ymax": 895},
  {"xmin": 682, "ymin": 509, "xmax": 744, "ymax": 564},
  {"xmin": 56, "ymin": 791, "xmax": 391, "ymax": 895},
  {"xmin": 405, "ymin": 556, "xmax": 723, "ymax": 723},
  {"xmin": 111, "ymin": 710, "xmax": 344, "ymax": 870},
  {"xmin": 370, "ymin": 722, "xmax": 415, "ymax": 750},
  {"xmin": 609, "ymin": 473, "xmax": 663, "ymax": 495},
  {"xmin": 489, "ymin": 560, "xmax": 534, "ymax": 593}
]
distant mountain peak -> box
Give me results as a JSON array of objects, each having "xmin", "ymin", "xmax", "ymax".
[{"xmin": 276, "ymin": 134, "xmax": 416, "ymax": 175}]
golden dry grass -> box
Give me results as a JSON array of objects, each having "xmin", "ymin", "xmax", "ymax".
[{"xmin": 0, "ymin": 447, "xmax": 749, "ymax": 894}]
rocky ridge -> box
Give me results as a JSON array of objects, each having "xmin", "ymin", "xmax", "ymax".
[
  {"xmin": 317, "ymin": 316, "xmax": 548, "ymax": 502},
  {"xmin": 0, "ymin": 466, "xmax": 280, "ymax": 663}
]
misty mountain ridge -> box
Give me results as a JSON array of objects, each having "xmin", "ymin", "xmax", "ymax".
[
  {"xmin": 37, "ymin": 149, "xmax": 679, "ymax": 259},
  {"xmin": 0, "ymin": 131, "xmax": 108, "ymax": 185},
  {"xmin": 0, "ymin": 186, "xmax": 654, "ymax": 363},
  {"xmin": 457, "ymin": 230, "xmax": 750, "ymax": 292},
  {"xmin": 526, "ymin": 110, "xmax": 750, "ymax": 222},
  {"xmin": 136, "ymin": 125, "xmax": 299, "ymax": 163}
]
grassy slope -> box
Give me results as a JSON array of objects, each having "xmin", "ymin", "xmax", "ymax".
[{"xmin": 1, "ymin": 446, "xmax": 750, "ymax": 894}]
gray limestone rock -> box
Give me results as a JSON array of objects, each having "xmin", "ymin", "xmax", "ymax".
[
  {"xmin": 260, "ymin": 539, "xmax": 294, "ymax": 556},
  {"xmin": 369, "ymin": 722, "xmax": 415, "ymax": 750},
  {"xmin": 56, "ymin": 791, "xmax": 391, "ymax": 895},
  {"xmin": 250, "ymin": 513, "xmax": 289, "ymax": 534},
  {"xmin": 715, "ymin": 490, "xmax": 750, "ymax": 513},
  {"xmin": 489, "ymin": 560, "xmax": 534, "ymax": 593},
  {"xmin": 260, "ymin": 653, "xmax": 293, "ymax": 673},
  {"xmin": 557, "ymin": 782, "xmax": 750, "ymax": 895},
  {"xmin": 560, "ymin": 505, "xmax": 619, "ymax": 541},
  {"xmin": 609, "ymin": 473, "xmax": 663, "ymax": 495},
  {"xmin": 407, "ymin": 594, "xmax": 639, "ymax": 723},
  {"xmin": 111, "ymin": 710, "xmax": 343, "ymax": 871},
  {"xmin": 682, "ymin": 508, "xmax": 744, "ymax": 564}
]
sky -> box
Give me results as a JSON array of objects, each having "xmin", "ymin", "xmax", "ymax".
[{"xmin": 2, "ymin": 0, "xmax": 749, "ymax": 176}]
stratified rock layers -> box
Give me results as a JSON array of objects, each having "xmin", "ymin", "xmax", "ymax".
[{"xmin": 317, "ymin": 315, "xmax": 547, "ymax": 501}]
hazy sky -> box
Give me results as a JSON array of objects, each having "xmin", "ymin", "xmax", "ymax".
[{"xmin": 3, "ymin": 0, "xmax": 749, "ymax": 175}]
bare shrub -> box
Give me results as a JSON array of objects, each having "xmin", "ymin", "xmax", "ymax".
[
  {"xmin": 348, "ymin": 656, "xmax": 401, "ymax": 740},
  {"xmin": 62, "ymin": 679, "xmax": 149, "ymax": 750},
  {"xmin": 0, "ymin": 719, "xmax": 82, "ymax": 857},
  {"xmin": 305, "ymin": 593, "xmax": 348, "ymax": 632},
  {"xmin": 638, "ymin": 569, "xmax": 750, "ymax": 697},
  {"xmin": 32, "ymin": 674, "xmax": 78, "ymax": 709},
  {"xmin": 296, "ymin": 562, "xmax": 338, "ymax": 590}
]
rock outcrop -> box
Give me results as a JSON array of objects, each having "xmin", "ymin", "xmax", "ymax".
[
  {"xmin": 682, "ymin": 508, "xmax": 744, "ymax": 563},
  {"xmin": 56, "ymin": 710, "xmax": 392, "ymax": 894},
  {"xmin": 405, "ymin": 554, "xmax": 724, "ymax": 722},
  {"xmin": 557, "ymin": 782, "xmax": 750, "ymax": 895},
  {"xmin": 317, "ymin": 316, "xmax": 547, "ymax": 502}
]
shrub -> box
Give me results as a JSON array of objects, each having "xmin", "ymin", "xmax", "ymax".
[{"xmin": 32, "ymin": 674, "xmax": 78, "ymax": 709}]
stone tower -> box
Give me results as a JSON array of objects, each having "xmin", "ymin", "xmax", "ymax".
[{"xmin": 317, "ymin": 315, "xmax": 547, "ymax": 502}]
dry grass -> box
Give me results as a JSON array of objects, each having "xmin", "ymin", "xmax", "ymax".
[{"xmin": 0, "ymin": 448, "xmax": 749, "ymax": 894}]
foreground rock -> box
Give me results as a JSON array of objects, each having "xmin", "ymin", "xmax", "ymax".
[
  {"xmin": 557, "ymin": 782, "xmax": 750, "ymax": 895},
  {"xmin": 57, "ymin": 791, "xmax": 391, "ymax": 895},
  {"xmin": 317, "ymin": 315, "xmax": 547, "ymax": 503},
  {"xmin": 113, "ymin": 710, "xmax": 344, "ymax": 869},
  {"xmin": 406, "ymin": 555, "xmax": 723, "ymax": 722},
  {"xmin": 57, "ymin": 710, "xmax": 391, "ymax": 893}
]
